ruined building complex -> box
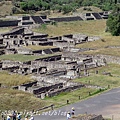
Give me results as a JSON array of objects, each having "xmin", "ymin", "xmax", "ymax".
[
  {"xmin": 0, "ymin": 11, "xmax": 109, "ymax": 27},
  {"xmin": 0, "ymin": 11, "xmax": 110, "ymax": 99},
  {"xmin": 0, "ymin": 25, "xmax": 107, "ymax": 99}
]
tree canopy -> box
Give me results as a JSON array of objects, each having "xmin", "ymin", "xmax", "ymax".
[
  {"xmin": 106, "ymin": 5, "xmax": 120, "ymax": 36},
  {"xmin": 17, "ymin": 0, "xmax": 120, "ymax": 13}
]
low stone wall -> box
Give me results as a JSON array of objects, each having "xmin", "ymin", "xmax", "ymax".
[
  {"xmin": 51, "ymin": 47, "xmax": 60, "ymax": 53},
  {"xmin": 90, "ymin": 115, "xmax": 103, "ymax": 120},
  {"xmin": 35, "ymin": 54, "xmax": 62, "ymax": 61},
  {"xmin": 53, "ymin": 41, "xmax": 74, "ymax": 49},
  {"xmin": 35, "ymin": 61, "xmax": 76, "ymax": 70},
  {"xmin": 19, "ymin": 81, "xmax": 37, "ymax": 91},
  {"xmin": 71, "ymin": 114, "xmax": 104, "ymax": 120},
  {"xmin": 48, "ymin": 84, "xmax": 85, "ymax": 97},
  {"xmin": 2, "ymin": 60, "xmax": 20, "ymax": 68},
  {"xmin": 0, "ymin": 20, "xmax": 20, "ymax": 27},
  {"xmin": 49, "ymin": 16, "xmax": 83, "ymax": 22},
  {"xmin": 32, "ymin": 83, "xmax": 63, "ymax": 95},
  {"xmin": 94, "ymin": 54, "xmax": 120, "ymax": 65},
  {"xmin": 88, "ymin": 36, "xmax": 101, "ymax": 41}
]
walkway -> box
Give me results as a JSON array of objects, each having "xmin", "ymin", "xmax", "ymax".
[{"xmin": 34, "ymin": 87, "xmax": 120, "ymax": 120}]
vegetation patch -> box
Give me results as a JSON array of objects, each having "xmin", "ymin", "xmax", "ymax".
[
  {"xmin": 44, "ymin": 88, "xmax": 105, "ymax": 108},
  {"xmin": 0, "ymin": 53, "xmax": 61, "ymax": 62},
  {"xmin": 0, "ymin": 88, "xmax": 46, "ymax": 111},
  {"xmin": 0, "ymin": 71, "xmax": 33, "ymax": 87},
  {"xmin": 76, "ymin": 36, "xmax": 120, "ymax": 49},
  {"xmin": 80, "ymin": 47, "xmax": 120, "ymax": 57},
  {"xmin": 0, "ymin": 1, "xmax": 13, "ymax": 16},
  {"xmin": 33, "ymin": 20, "xmax": 106, "ymax": 36},
  {"xmin": 0, "ymin": 54, "xmax": 41, "ymax": 62},
  {"xmin": 74, "ymin": 64, "xmax": 120, "ymax": 88},
  {"xmin": 24, "ymin": 45, "xmax": 56, "ymax": 50}
]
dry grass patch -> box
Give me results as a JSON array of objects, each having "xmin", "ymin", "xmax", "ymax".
[
  {"xmin": 0, "ymin": 88, "xmax": 46, "ymax": 111},
  {"xmin": 76, "ymin": 35, "xmax": 120, "ymax": 57},
  {"xmin": 0, "ymin": 27, "xmax": 12, "ymax": 33},
  {"xmin": 33, "ymin": 20, "xmax": 106, "ymax": 37},
  {"xmin": 0, "ymin": 71, "xmax": 33, "ymax": 87},
  {"xmin": 81, "ymin": 48, "xmax": 120, "ymax": 57},
  {"xmin": 76, "ymin": 36, "xmax": 120, "ymax": 49},
  {"xmin": 24, "ymin": 45, "xmax": 56, "ymax": 50},
  {"xmin": 0, "ymin": 1, "xmax": 13, "ymax": 16}
]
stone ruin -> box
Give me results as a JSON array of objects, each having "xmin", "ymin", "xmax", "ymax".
[
  {"xmin": 0, "ymin": 26, "xmax": 108, "ymax": 99},
  {"xmin": 80, "ymin": 11, "xmax": 109, "ymax": 21},
  {"xmin": 0, "ymin": 11, "xmax": 110, "ymax": 28},
  {"xmin": 18, "ymin": 75, "xmax": 85, "ymax": 99},
  {"xmin": 70, "ymin": 114, "xmax": 104, "ymax": 120},
  {"xmin": 0, "ymin": 27, "xmax": 101, "ymax": 56}
]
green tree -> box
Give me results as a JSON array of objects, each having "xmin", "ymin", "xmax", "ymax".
[
  {"xmin": 20, "ymin": 2, "xmax": 28, "ymax": 11},
  {"xmin": 18, "ymin": 0, "xmax": 119, "ymax": 14},
  {"xmin": 62, "ymin": 5, "xmax": 73, "ymax": 14},
  {"xmin": 106, "ymin": 5, "xmax": 120, "ymax": 36}
]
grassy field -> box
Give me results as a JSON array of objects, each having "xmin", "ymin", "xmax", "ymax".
[
  {"xmin": 0, "ymin": 27, "xmax": 12, "ymax": 33},
  {"xmin": 0, "ymin": 71, "xmax": 33, "ymax": 87},
  {"xmin": 79, "ymin": 47, "xmax": 120, "ymax": 57},
  {"xmin": 76, "ymin": 36, "xmax": 120, "ymax": 49},
  {"xmin": 0, "ymin": 53, "xmax": 61, "ymax": 62},
  {"xmin": 33, "ymin": 20, "xmax": 107, "ymax": 37},
  {"xmin": 0, "ymin": 88, "xmax": 46, "ymax": 111},
  {"xmin": 24, "ymin": 45, "xmax": 56, "ymax": 50},
  {"xmin": 0, "ymin": 54, "xmax": 41, "ymax": 62},
  {"xmin": 0, "ymin": 70, "xmax": 49, "ymax": 112},
  {"xmin": 74, "ymin": 64, "xmax": 120, "ymax": 88}
]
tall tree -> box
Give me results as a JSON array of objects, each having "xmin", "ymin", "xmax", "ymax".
[{"xmin": 106, "ymin": 5, "xmax": 120, "ymax": 36}]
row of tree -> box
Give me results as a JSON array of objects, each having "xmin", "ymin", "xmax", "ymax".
[
  {"xmin": 17, "ymin": 0, "xmax": 119, "ymax": 13},
  {"xmin": 12, "ymin": 0, "xmax": 120, "ymax": 36}
]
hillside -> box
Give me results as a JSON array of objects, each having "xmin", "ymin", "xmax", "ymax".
[
  {"xmin": 0, "ymin": 19, "xmax": 119, "ymax": 113},
  {"xmin": 0, "ymin": 1, "xmax": 13, "ymax": 17},
  {"xmin": 0, "ymin": 0, "xmax": 119, "ymax": 17},
  {"xmin": 0, "ymin": 1, "xmax": 119, "ymax": 118}
]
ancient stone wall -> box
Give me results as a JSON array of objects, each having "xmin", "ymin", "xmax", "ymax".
[
  {"xmin": 0, "ymin": 20, "xmax": 20, "ymax": 27},
  {"xmin": 34, "ymin": 61, "xmax": 76, "ymax": 70},
  {"xmin": 93, "ymin": 55, "xmax": 120, "ymax": 65},
  {"xmin": 2, "ymin": 60, "xmax": 21, "ymax": 68},
  {"xmin": 53, "ymin": 41, "xmax": 74, "ymax": 49},
  {"xmin": 88, "ymin": 36, "xmax": 101, "ymax": 41},
  {"xmin": 18, "ymin": 81, "xmax": 37, "ymax": 91},
  {"xmin": 48, "ymin": 84, "xmax": 85, "ymax": 97},
  {"xmin": 90, "ymin": 115, "xmax": 104, "ymax": 120},
  {"xmin": 31, "ymin": 83, "xmax": 63, "ymax": 95},
  {"xmin": 71, "ymin": 114, "xmax": 104, "ymax": 120},
  {"xmin": 73, "ymin": 34, "xmax": 88, "ymax": 42},
  {"xmin": 49, "ymin": 16, "xmax": 83, "ymax": 22}
]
